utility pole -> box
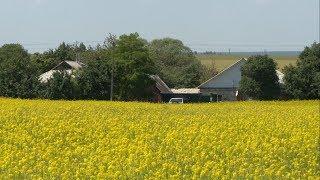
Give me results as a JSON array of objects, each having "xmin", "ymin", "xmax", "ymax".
[
  {"xmin": 110, "ymin": 60, "xmax": 114, "ymax": 101},
  {"xmin": 106, "ymin": 33, "xmax": 117, "ymax": 101}
]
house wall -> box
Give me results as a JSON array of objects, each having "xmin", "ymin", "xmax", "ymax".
[{"xmin": 200, "ymin": 88, "xmax": 238, "ymax": 101}]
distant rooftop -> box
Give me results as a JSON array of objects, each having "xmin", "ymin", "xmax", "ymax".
[{"xmin": 171, "ymin": 88, "xmax": 200, "ymax": 94}]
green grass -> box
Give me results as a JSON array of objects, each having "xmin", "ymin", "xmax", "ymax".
[{"xmin": 197, "ymin": 54, "xmax": 297, "ymax": 72}]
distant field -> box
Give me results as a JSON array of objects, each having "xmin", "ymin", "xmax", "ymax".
[{"xmin": 197, "ymin": 55, "xmax": 298, "ymax": 71}]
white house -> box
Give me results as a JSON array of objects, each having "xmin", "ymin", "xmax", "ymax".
[
  {"xmin": 198, "ymin": 58, "xmax": 284, "ymax": 101},
  {"xmin": 39, "ymin": 61, "xmax": 84, "ymax": 83}
]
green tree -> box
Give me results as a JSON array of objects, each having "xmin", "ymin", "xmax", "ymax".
[
  {"xmin": 77, "ymin": 60, "xmax": 112, "ymax": 100},
  {"xmin": 149, "ymin": 38, "xmax": 206, "ymax": 88},
  {"xmin": 55, "ymin": 42, "xmax": 75, "ymax": 61},
  {"xmin": 113, "ymin": 33, "xmax": 155, "ymax": 101},
  {"xmin": 75, "ymin": 42, "xmax": 87, "ymax": 52},
  {"xmin": 284, "ymin": 43, "xmax": 320, "ymax": 99},
  {"xmin": 0, "ymin": 44, "xmax": 39, "ymax": 98},
  {"xmin": 76, "ymin": 33, "xmax": 155, "ymax": 101},
  {"xmin": 239, "ymin": 55, "xmax": 280, "ymax": 100}
]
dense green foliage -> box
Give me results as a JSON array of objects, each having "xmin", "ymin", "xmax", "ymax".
[
  {"xmin": 76, "ymin": 33, "xmax": 156, "ymax": 101},
  {"xmin": 0, "ymin": 44, "xmax": 39, "ymax": 98},
  {"xmin": 149, "ymin": 38, "xmax": 212, "ymax": 88},
  {"xmin": 0, "ymin": 35, "xmax": 318, "ymax": 101},
  {"xmin": 30, "ymin": 42, "xmax": 89, "ymax": 74},
  {"xmin": 112, "ymin": 33, "xmax": 155, "ymax": 101},
  {"xmin": 284, "ymin": 43, "xmax": 320, "ymax": 99},
  {"xmin": 0, "ymin": 33, "xmax": 176, "ymax": 101},
  {"xmin": 76, "ymin": 60, "xmax": 112, "ymax": 100},
  {"xmin": 43, "ymin": 72, "xmax": 79, "ymax": 100},
  {"xmin": 239, "ymin": 55, "xmax": 281, "ymax": 100}
]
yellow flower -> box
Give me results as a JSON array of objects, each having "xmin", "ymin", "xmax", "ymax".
[{"xmin": 0, "ymin": 98, "xmax": 318, "ymax": 179}]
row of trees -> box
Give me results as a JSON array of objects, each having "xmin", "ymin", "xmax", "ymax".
[
  {"xmin": 0, "ymin": 32, "xmax": 319, "ymax": 101},
  {"xmin": 239, "ymin": 43, "xmax": 320, "ymax": 100},
  {"xmin": 0, "ymin": 33, "xmax": 216, "ymax": 101}
]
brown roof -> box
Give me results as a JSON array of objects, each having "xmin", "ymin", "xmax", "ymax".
[{"xmin": 150, "ymin": 75, "xmax": 172, "ymax": 94}]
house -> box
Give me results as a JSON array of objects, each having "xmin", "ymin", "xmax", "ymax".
[
  {"xmin": 198, "ymin": 58, "xmax": 285, "ymax": 101},
  {"xmin": 39, "ymin": 61, "xmax": 84, "ymax": 83},
  {"xmin": 198, "ymin": 58, "xmax": 246, "ymax": 101},
  {"xmin": 153, "ymin": 58, "xmax": 285, "ymax": 102},
  {"xmin": 150, "ymin": 58, "xmax": 244, "ymax": 102}
]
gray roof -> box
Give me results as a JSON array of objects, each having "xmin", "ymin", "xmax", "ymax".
[
  {"xmin": 171, "ymin": 88, "xmax": 200, "ymax": 94},
  {"xmin": 39, "ymin": 61, "xmax": 83, "ymax": 83},
  {"xmin": 52, "ymin": 61, "xmax": 83, "ymax": 70}
]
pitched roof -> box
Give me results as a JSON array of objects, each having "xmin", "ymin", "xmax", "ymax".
[
  {"xmin": 149, "ymin": 75, "xmax": 172, "ymax": 94},
  {"xmin": 52, "ymin": 61, "xmax": 83, "ymax": 70},
  {"xmin": 39, "ymin": 61, "xmax": 83, "ymax": 83},
  {"xmin": 65, "ymin": 61, "xmax": 83, "ymax": 69},
  {"xmin": 198, "ymin": 58, "xmax": 247, "ymax": 88},
  {"xmin": 198, "ymin": 58, "xmax": 286, "ymax": 88}
]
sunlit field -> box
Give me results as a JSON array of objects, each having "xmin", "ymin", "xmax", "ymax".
[
  {"xmin": 197, "ymin": 54, "xmax": 297, "ymax": 71},
  {"xmin": 0, "ymin": 98, "xmax": 319, "ymax": 179}
]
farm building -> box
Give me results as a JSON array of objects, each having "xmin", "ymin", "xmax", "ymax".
[
  {"xmin": 198, "ymin": 58, "xmax": 246, "ymax": 101},
  {"xmin": 39, "ymin": 61, "xmax": 84, "ymax": 83},
  {"xmin": 151, "ymin": 58, "xmax": 248, "ymax": 102},
  {"xmin": 149, "ymin": 75, "xmax": 210, "ymax": 103},
  {"xmin": 154, "ymin": 58, "xmax": 285, "ymax": 102},
  {"xmin": 198, "ymin": 58, "xmax": 284, "ymax": 101}
]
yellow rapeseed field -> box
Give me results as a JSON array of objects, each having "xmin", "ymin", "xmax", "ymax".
[{"xmin": 0, "ymin": 98, "xmax": 319, "ymax": 179}]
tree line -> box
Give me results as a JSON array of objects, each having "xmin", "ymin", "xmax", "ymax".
[
  {"xmin": 0, "ymin": 33, "xmax": 216, "ymax": 101},
  {"xmin": 0, "ymin": 32, "xmax": 319, "ymax": 101}
]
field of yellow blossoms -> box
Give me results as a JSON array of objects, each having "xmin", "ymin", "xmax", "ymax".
[{"xmin": 0, "ymin": 98, "xmax": 319, "ymax": 178}]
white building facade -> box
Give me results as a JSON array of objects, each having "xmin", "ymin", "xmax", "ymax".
[
  {"xmin": 198, "ymin": 58, "xmax": 247, "ymax": 101},
  {"xmin": 198, "ymin": 58, "xmax": 284, "ymax": 101}
]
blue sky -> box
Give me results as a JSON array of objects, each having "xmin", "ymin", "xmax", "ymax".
[{"xmin": 0, "ymin": 0, "xmax": 318, "ymax": 52}]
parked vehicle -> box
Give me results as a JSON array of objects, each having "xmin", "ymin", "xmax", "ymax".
[{"xmin": 169, "ymin": 98, "xmax": 184, "ymax": 104}]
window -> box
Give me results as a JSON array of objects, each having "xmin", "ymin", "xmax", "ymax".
[{"xmin": 210, "ymin": 94, "xmax": 223, "ymax": 102}]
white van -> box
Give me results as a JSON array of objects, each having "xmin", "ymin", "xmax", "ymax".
[{"xmin": 169, "ymin": 98, "xmax": 184, "ymax": 104}]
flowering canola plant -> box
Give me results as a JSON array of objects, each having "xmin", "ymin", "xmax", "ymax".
[{"xmin": 0, "ymin": 98, "xmax": 319, "ymax": 179}]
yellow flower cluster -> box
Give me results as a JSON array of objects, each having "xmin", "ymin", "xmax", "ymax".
[{"xmin": 0, "ymin": 98, "xmax": 319, "ymax": 179}]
